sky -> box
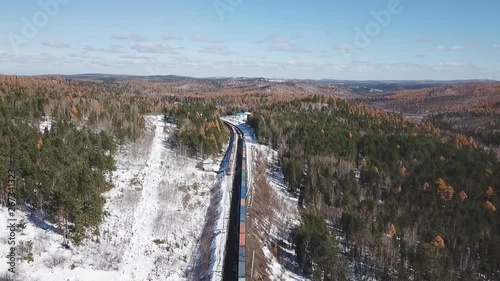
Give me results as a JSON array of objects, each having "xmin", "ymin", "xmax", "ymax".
[{"xmin": 1, "ymin": 0, "xmax": 499, "ymax": 80}]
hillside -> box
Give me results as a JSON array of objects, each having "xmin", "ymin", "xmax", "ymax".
[
  {"xmin": 365, "ymin": 82, "xmax": 500, "ymax": 114},
  {"xmin": 249, "ymin": 96, "xmax": 500, "ymax": 280},
  {"xmin": 360, "ymin": 82, "xmax": 500, "ymax": 148}
]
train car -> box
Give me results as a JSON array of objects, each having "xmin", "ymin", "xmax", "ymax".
[
  {"xmin": 240, "ymin": 182, "xmax": 247, "ymax": 198},
  {"xmin": 238, "ymin": 246, "xmax": 246, "ymax": 280},
  {"xmin": 241, "ymin": 185, "xmax": 246, "ymax": 199},
  {"xmin": 240, "ymin": 206, "xmax": 246, "ymax": 222},
  {"xmin": 227, "ymin": 168, "xmax": 232, "ymax": 175},
  {"xmin": 239, "ymin": 232, "xmax": 246, "ymax": 247}
]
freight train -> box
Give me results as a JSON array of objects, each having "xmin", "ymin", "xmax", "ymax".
[
  {"xmin": 222, "ymin": 121, "xmax": 247, "ymax": 280},
  {"xmin": 238, "ymin": 138, "xmax": 247, "ymax": 280}
]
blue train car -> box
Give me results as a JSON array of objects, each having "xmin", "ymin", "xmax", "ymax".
[
  {"xmin": 240, "ymin": 206, "xmax": 246, "ymax": 222},
  {"xmin": 238, "ymin": 246, "xmax": 246, "ymax": 279}
]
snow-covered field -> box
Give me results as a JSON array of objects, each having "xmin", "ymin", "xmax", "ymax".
[{"xmin": 0, "ymin": 115, "xmax": 219, "ymax": 281}]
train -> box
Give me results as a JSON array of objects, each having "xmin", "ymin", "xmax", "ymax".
[
  {"xmin": 238, "ymin": 134, "xmax": 247, "ymax": 280},
  {"xmin": 222, "ymin": 121, "xmax": 247, "ymax": 280}
]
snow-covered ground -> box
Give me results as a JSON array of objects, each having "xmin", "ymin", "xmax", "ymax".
[
  {"xmin": 209, "ymin": 163, "xmax": 235, "ymax": 281},
  {"xmin": 39, "ymin": 116, "xmax": 54, "ymax": 132},
  {"xmin": 0, "ymin": 115, "xmax": 220, "ymax": 281},
  {"xmin": 254, "ymin": 144, "xmax": 306, "ymax": 281}
]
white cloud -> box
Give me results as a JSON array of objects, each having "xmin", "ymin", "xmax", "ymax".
[
  {"xmin": 334, "ymin": 43, "xmax": 358, "ymax": 54},
  {"xmin": 131, "ymin": 42, "xmax": 179, "ymax": 54},
  {"xmin": 434, "ymin": 45, "xmax": 465, "ymax": 51},
  {"xmin": 67, "ymin": 52, "xmax": 92, "ymax": 59},
  {"xmin": 119, "ymin": 54, "xmax": 151, "ymax": 60},
  {"xmin": 162, "ymin": 35, "xmax": 182, "ymax": 41},
  {"xmin": 190, "ymin": 34, "xmax": 223, "ymax": 44},
  {"xmin": 190, "ymin": 34, "xmax": 204, "ymax": 42},
  {"xmin": 254, "ymin": 35, "xmax": 310, "ymax": 53},
  {"xmin": 112, "ymin": 33, "xmax": 146, "ymax": 41},
  {"xmin": 42, "ymin": 40, "xmax": 71, "ymax": 49},
  {"xmin": 84, "ymin": 44, "xmax": 127, "ymax": 54},
  {"xmin": 439, "ymin": 62, "xmax": 466, "ymax": 68},
  {"xmin": 199, "ymin": 42, "xmax": 232, "ymax": 55}
]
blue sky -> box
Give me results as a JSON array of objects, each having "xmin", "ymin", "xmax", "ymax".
[{"xmin": 1, "ymin": 0, "xmax": 499, "ymax": 80}]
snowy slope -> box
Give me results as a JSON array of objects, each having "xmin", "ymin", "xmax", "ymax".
[
  {"xmin": 253, "ymin": 144, "xmax": 306, "ymax": 281},
  {"xmin": 0, "ymin": 115, "xmax": 219, "ymax": 281}
]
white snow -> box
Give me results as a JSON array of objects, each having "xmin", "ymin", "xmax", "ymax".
[
  {"xmin": 0, "ymin": 115, "xmax": 220, "ymax": 281},
  {"xmin": 209, "ymin": 175, "xmax": 234, "ymax": 281},
  {"xmin": 39, "ymin": 116, "xmax": 54, "ymax": 132}
]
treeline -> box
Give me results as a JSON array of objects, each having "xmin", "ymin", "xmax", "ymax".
[
  {"xmin": 249, "ymin": 96, "xmax": 500, "ymax": 280},
  {"xmin": 0, "ymin": 76, "xmax": 148, "ymax": 142},
  {"xmin": 165, "ymin": 102, "xmax": 229, "ymax": 157}
]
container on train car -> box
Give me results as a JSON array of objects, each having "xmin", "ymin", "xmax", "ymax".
[
  {"xmin": 240, "ymin": 198, "xmax": 245, "ymax": 207},
  {"xmin": 238, "ymin": 247, "xmax": 246, "ymax": 277},
  {"xmin": 239, "ymin": 247, "xmax": 246, "ymax": 260},
  {"xmin": 227, "ymin": 168, "xmax": 232, "ymax": 175},
  {"xmin": 239, "ymin": 233, "xmax": 246, "ymax": 247},
  {"xmin": 240, "ymin": 206, "xmax": 246, "ymax": 221},
  {"xmin": 240, "ymin": 223, "xmax": 246, "ymax": 234}
]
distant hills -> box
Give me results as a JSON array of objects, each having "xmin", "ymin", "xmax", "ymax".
[{"xmin": 33, "ymin": 73, "xmax": 496, "ymax": 91}]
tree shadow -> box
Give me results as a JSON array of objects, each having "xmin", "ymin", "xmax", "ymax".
[{"xmin": 24, "ymin": 206, "xmax": 57, "ymax": 233}]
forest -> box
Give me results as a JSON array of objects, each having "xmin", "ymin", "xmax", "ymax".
[
  {"xmin": 248, "ymin": 96, "xmax": 500, "ymax": 280},
  {"xmin": 428, "ymin": 112, "xmax": 500, "ymax": 147},
  {"xmin": 0, "ymin": 95, "xmax": 116, "ymax": 243},
  {"xmin": 0, "ymin": 77, "xmax": 150, "ymax": 242},
  {"xmin": 165, "ymin": 102, "xmax": 229, "ymax": 157}
]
